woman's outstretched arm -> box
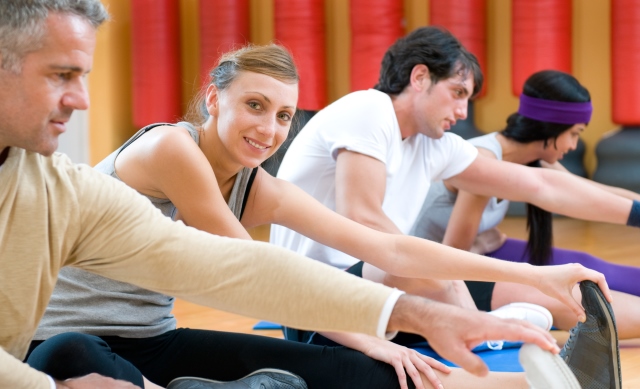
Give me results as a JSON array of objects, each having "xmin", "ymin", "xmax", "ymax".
[{"xmin": 261, "ymin": 167, "xmax": 609, "ymax": 322}]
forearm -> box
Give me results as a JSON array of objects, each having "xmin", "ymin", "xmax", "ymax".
[
  {"xmin": 375, "ymin": 272, "xmax": 476, "ymax": 310},
  {"xmin": 338, "ymin": 178, "xmax": 530, "ymax": 287},
  {"xmin": 532, "ymin": 169, "xmax": 633, "ymax": 224},
  {"xmin": 319, "ymin": 331, "xmax": 379, "ymax": 352},
  {"xmin": 338, "ymin": 205, "xmax": 404, "ymax": 235},
  {"xmin": 451, "ymin": 158, "xmax": 634, "ymax": 225},
  {"xmin": 547, "ymin": 160, "xmax": 640, "ymax": 202},
  {"xmin": 590, "ymin": 180, "xmax": 640, "ymax": 202},
  {"xmin": 387, "ymin": 295, "xmax": 442, "ymax": 334},
  {"xmin": 282, "ymin": 186, "xmax": 538, "ymax": 289},
  {"xmin": 388, "ymin": 234, "xmax": 539, "ymax": 286},
  {"xmin": 0, "ymin": 348, "xmax": 51, "ymax": 389}
]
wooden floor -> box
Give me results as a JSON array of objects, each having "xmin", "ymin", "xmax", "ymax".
[{"xmin": 172, "ymin": 218, "xmax": 640, "ymax": 387}]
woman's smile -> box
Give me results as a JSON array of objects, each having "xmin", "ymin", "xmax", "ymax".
[{"xmin": 244, "ymin": 136, "xmax": 270, "ymax": 150}]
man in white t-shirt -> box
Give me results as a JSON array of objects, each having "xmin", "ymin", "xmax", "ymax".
[{"xmin": 272, "ymin": 88, "xmax": 477, "ymax": 270}]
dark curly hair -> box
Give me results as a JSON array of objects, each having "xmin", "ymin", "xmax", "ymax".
[{"xmin": 374, "ymin": 26, "xmax": 483, "ymax": 98}]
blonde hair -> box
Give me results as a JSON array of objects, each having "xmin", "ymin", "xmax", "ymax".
[{"xmin": 184, "ymin": 44, "xmax": 299, "ymax": 125}]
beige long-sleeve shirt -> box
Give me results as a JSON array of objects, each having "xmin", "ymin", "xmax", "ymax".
[{"xmin": 0, "ymin": 148, "xmax": 397, "ymax": 388}]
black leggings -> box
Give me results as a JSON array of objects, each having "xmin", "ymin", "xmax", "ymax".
[
  {"xmin": 286, "ymin": 261, "xmax": 497, "ymax": 347},
  {"xmin": 26, "ymin": 329, "xmax": 416, "ymax": 389}
]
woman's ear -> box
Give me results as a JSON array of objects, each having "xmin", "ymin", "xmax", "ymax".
[
  {"xmin": 205, "ymin": 84, "xmax": 220, "ymax": 117},
  {"xmin": 410, "ymin": 64, "xmax": 431, "ymax": 91}
]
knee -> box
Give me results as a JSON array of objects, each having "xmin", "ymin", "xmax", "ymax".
[{"xmin": 27, "ymin": 333, "xmax": 108, "ymax": 378}]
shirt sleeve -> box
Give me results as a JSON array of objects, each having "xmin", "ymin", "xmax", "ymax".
[
  {"xmin": 46, "ymin": 375, "xmax": 56, "ymax": 389},
  {"xmin": 432, "ymin": 133, "xmax": 479, "ymax": 181},
  {"xmin": 67, "ymin": 164, "xmax": 396, "ymax": 338},
  {"xmin": 324, "ymin": 92, "xmax": 397, "ymax": 164},
  {"xmin": 0, "ymin": 347, "xmax": 51, "ymax": 389},
  {"xmin": 378, "ymin": 289, "xmax": 405, "ymax": 339}
]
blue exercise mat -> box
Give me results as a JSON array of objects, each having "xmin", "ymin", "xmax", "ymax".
[
  {"xmin": 253, "ymin": 320, "xmax": 283, "ymax": 330},
  {"xmin": 411, "ymin": 341, "xmax": 524, "ymax": 372}
]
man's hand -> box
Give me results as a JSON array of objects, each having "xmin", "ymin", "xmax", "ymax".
[
  {"xmin": 388, "ymin": 295, "xmax": 559, "ymax": 376},
  {"xmin": 56, "ymin": 374, "xmax": 140, "ymax": 389}
]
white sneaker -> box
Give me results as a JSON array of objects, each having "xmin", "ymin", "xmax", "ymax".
[
  {"xmin": 488, "ymin": 302, "xmax": 553, "ymax": 331},
  {"xmin": 482, "ymin": 303, "xmax": 553, "ymax": 351},
  {"xmin": 519, "ymin": 343, "xmax": 581, "ymax": 389}
]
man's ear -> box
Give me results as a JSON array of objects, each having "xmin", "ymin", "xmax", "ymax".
[
  {"xmin": 409, "ymin": 64, "xmax": 431, "ymax": 91},
  {"xmin": 205, "ymin": 84, "xmax": 220, "ymax": 117}
]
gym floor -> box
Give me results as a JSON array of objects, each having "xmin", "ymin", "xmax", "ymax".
[{"xmin": 172, "ymin": 218, "xmax": 640, "ymax": 388}]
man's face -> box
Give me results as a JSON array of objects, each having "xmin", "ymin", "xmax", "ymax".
[
  {"xmin": 412, "ymin": 72, "xmax": 474, "ymax": 139},
  {"xmin": 0, "ymin": 13, "xmax": 96, "ymax": 155}
]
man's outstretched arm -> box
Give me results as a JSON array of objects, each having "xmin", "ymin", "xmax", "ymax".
[
  {"xmin": 72, "ymin": 163, "xmax": 395, "ymax": 338},
  {"xmin": 71, "ymin": 163, "xmax": 560, "ymax": 354},
  {"xmin": 447, "ymin": 155, "xmax": 634, "ymax": 226}
]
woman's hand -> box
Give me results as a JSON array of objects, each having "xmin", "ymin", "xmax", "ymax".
[
  {"xmin": 534, "ymin": 263, "xmax": 612, "ymax": 322},
  {"xmin": 470, "ymin": 227, "xmax": 507, "ymax": 255},
  {"xmin": 363, "ymin": 336, "xmax": 451, "ymax": 389},
  {"xmin": 320, "ymin": 331, "xmax": 450, "ymax": 389}
]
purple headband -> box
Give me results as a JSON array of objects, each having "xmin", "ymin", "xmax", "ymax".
[{"xmin": 518, "ymin": 94, "xmax": 593, "ymax": 124}]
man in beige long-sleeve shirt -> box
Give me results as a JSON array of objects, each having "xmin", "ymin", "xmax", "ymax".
[{"xmin": 0, "ymin": 1, "xmax": 567, "ymax": 389}]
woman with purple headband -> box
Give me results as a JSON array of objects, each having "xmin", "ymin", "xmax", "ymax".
[{"xmin": 411, "ymin": 69, "xmax": 640, "ymax": 338}]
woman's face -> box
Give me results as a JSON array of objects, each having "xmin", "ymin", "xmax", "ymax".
[
  {"xmin": 541, "ymin": 123, "xmax": 585, "ymax": 164},
  {"xmin": 207, "ymin": 70, "xmax": 298, "ymax": 168}
]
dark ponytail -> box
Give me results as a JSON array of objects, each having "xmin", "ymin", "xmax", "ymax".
[
  {"xmin": 524, "ymin": 161, "xmax": 553, "ymax": 266},
  {"xmin": 502, "ymin": 70, "xmax": 590, "ymax": 265}
]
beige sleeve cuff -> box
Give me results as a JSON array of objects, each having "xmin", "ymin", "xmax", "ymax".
[{"xmin": 0, "ymin": 347, "xmax": 51, "ymax": 389}]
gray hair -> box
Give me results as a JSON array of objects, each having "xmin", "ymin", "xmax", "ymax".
[{"xmin": 0, "ymin": 0, "xmax": 109, "ymax": 72}]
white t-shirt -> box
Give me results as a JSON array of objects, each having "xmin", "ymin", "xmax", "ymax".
[{"xmin": 271, "ymin": 89, "xmax": 478, "ymax": 269}]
